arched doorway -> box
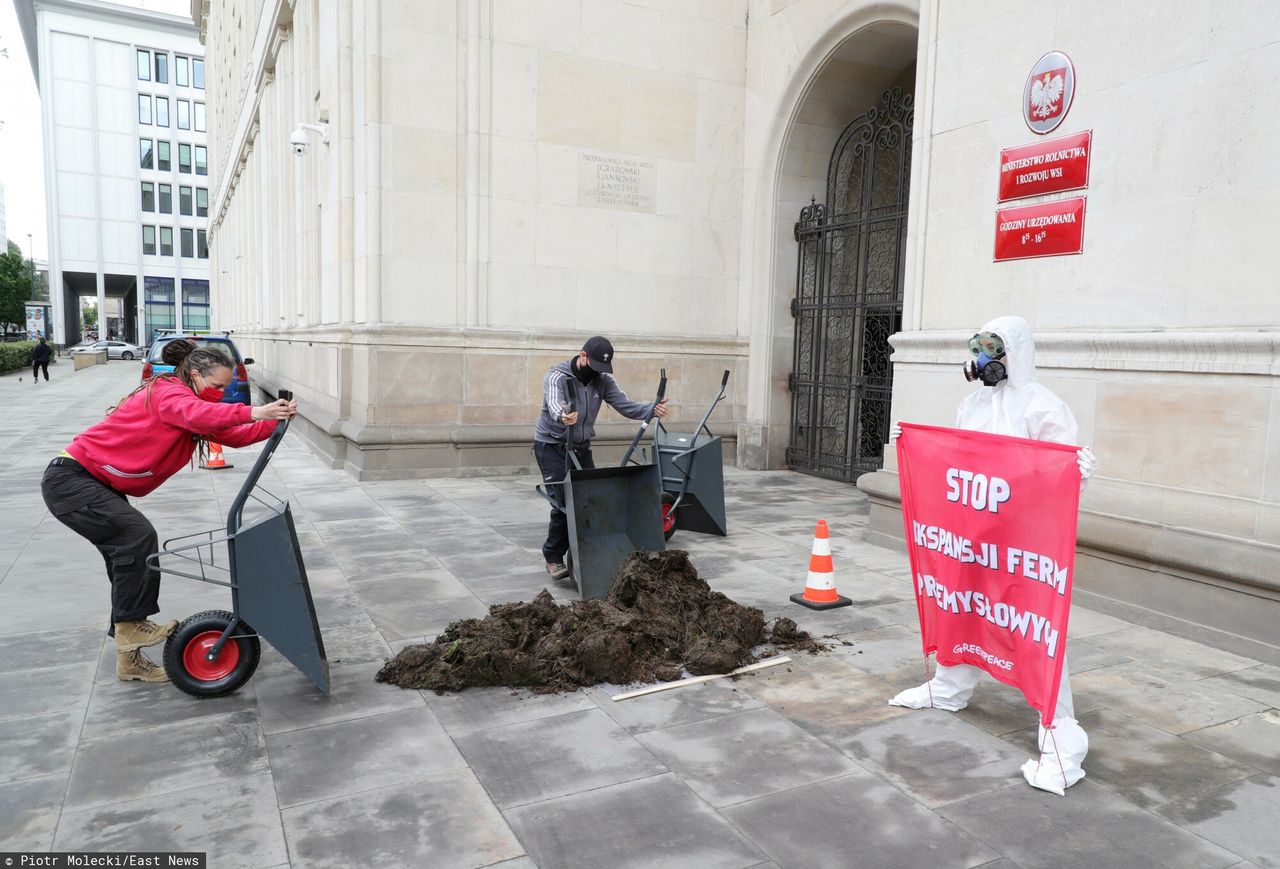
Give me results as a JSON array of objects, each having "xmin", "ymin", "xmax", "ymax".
[
  {"xmin": 738, "ymin": 10, "xmax": 918, "ymax": 473},
  {"xmin": 788, "ymin": 85, "xmax": 913, "ymax": 481}
]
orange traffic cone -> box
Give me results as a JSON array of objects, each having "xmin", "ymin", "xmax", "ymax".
[
  {"xmin": 790, "ymin": 519, "xmax": 851, "ymax": 610},
  {"xmin": 201, "ymin": 441, "xmax": 233, "ymax": 471}
]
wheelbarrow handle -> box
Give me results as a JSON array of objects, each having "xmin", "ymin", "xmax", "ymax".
[
  {"xmin": 693, "ymin": 370, "xmax": 730, "ymax": 439},
  {"xmin": 621, "ymin": 368, "xmax": 666, "ymax": 467},
  {"xmin": 226, "ymin": 391, "xmax": 295, "ymax": 536},
  {"xmin": 535, "ymin": 482, "xmax": 566, "ymax": 511},
  {"xmin": 561, "ymin": 387, "xmax": 586, "ymax": 472}
]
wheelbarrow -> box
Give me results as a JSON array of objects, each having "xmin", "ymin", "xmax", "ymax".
[
  {"xmin": 536, "ymin": 373, "xmax": 668, "ymax": 599},
  {"xmin": 146, "ymin": 391, "xmax": 329, "ymax": 697},
  {"xmin": 640, "ymin": 370, "xmax": 730, "ymax": 541}
]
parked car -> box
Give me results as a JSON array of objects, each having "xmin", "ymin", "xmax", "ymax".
[
  {"xmin": 142, "ymin": 332, "xmax": 254, "ymax": 405},
  {"xmin": 70, "ymin": 339, "xmax": 142, "ymax": 360}
]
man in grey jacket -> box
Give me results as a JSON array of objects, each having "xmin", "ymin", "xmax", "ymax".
[{"xmin": 534, "ymin": 336, "xmax": 669, "ymax": 579}]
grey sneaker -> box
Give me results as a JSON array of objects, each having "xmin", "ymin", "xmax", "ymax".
[
  {"xmin": 546, "ymin": 562, "xmax": 571, "ymax": 580},
  {"xmin": 117, "ymin": 648, "xmax": 169, "ymax": 682},
  {"xmin": 113, "ymin": 618, "xmax": 179, "ymax": 651}
]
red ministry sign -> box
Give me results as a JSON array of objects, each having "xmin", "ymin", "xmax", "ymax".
[
  {"xmin": 897, "ymin": 424, "xmax": 1082, "ymax": 725},
  {"xmin": 994, "ymin": 196, "xmax": 1086, "ymax": 261},
  {"xmin": 998, "ymin": 131, "xmax": 1092, "ymax": 202}
]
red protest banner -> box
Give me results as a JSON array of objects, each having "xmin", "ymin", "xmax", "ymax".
[{"xmin": 896, "ymin": 423, "xmax": 1081, "ymax": 725}]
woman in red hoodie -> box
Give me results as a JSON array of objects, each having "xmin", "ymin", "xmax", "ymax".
[{"xmin": 41, "ymin": 339, "xmax": 296, "ymax": 683}]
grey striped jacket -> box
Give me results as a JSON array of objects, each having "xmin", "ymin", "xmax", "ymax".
[{"xmin": 534, "ymin": 360, "xmax": 655, "ymax": 446}]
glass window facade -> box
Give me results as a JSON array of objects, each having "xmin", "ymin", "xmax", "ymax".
[
  {"xmin": 159, "ymin": 227, "xmax": 173, "ymax": 256},
  {"xmin": 140, "ymin": 139, "xmax": 153, "ymax": 169},
  {"xmin": 194, "ymin": 102, "xmax": 206, "ymax": 133},
  {"xmin": 177, "ymin": 100, "xmax": 190, "ymax": 130},
  {"xmin": 136, "ymin": 49, "xmax": 150, "ymax": 81},
  {"xmin": 158, "ymin": 141, "xmax": 171, "ymax": 171},
  {"xmin": 180, "ymin": 228, "xmax": 194, "ymax": 258},
  {"xmin": 179, "ymin": 143, "xmax": 192, "ymax": 174},
  {"xmin": 141, "ymin": 182, "xmax": 155, "ymax": 212},
  {"xmin": 182, "ymin": 280, "xmax": 210, "ymax": 330},
  {"xmin": 197, "ymin": 229, "xmax": 208, "ymax": 259},
  {"xmin": 144, "ymin": 277, "xmax": 175, "ymax": 342},
  {"xmin": 180, "ymin": 186, "xmax": 192, "ymax": 216},
  {"xmin": 192, "ymin": 58, "xmax": 205, "ymax": 89},
  {"xmin": 155, "ymin": 97, "xmax": 169, "ymax": 127},
  {"xmin": 195, "ymin": 146, "xmax": 207, "ymax": 176},
  {"xmin": 138, "ymin": 95, "xmax": 151, "ymax": 125},
  {"xmin": 142, "ymin": 226, "xmax": 156, "ymax": 255},
  {"xmin": 155, "ymin": 52, "xmax": 168, "ymax": 84},
  {"xmin": 196, "ymin": 187, "xmax": 208, "ymax": 217},
  {"xmin": 158, "ymin": 184, "xmax": 172, "ymax": 214},
  {"xmin": 175, "ymin": 55, "xmax": 189, "ymax": 87}
]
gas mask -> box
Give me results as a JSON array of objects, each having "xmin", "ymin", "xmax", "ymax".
[{"xmin": 963, "ymin": 332, "xmax": 1008, "ymax": 387}]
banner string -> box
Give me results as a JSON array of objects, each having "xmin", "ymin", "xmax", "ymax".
[{"xmin": 1034, "ymin": 722, "xmax": 1069, "ymax": 792}]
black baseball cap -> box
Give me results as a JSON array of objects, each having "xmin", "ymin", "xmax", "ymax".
[{"xmin": 582, "ymin": 336, "xmax": 614, "ymax": 373}]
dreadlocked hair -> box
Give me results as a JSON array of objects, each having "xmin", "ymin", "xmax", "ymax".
[{"xmin": 109, "ymin": 338, "xmax": 235, "ymax": 467}]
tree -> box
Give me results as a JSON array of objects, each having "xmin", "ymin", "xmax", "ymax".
[
  {"xmin": 82, "ymin": 301, "xmax": 98, "ymax": 329},
  {"xmin": 0, "ymin": 242, "xmax": 32, "ymax": 336}
]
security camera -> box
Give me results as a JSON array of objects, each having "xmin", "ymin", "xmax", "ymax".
[{"xmin": 290, "ymin": 122, "xmax": 329, "ymax": 156}]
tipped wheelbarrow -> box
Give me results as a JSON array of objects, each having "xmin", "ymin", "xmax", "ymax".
[
  {"xmin": 146, "ymin": 392, "xmax": 329, "ymax": 697},
  {"xmin": 639, "ymin": 370, "xmax": 730, "ymax": 541},
  {"xmin": 536, "ymin": 373, "xmax": 668, "ymax": 599}
]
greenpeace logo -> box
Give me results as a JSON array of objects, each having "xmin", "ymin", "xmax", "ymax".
[{"xmin": 953, "ymin": 643, "xmax": 1013, "ymax": 671}]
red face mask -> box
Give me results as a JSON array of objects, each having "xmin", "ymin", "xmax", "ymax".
[{"xmin": 199, "ymin": 386, "xmax": 225, "ymax": 402}]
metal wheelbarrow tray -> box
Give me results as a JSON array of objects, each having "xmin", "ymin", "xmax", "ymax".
[
  {"xmin": 146, "ymin": 396, "xmax": 329, "ymax": 697},
  {"xmin": 647, "ymin": 370, "xmax": 729, "ymax": 539}
]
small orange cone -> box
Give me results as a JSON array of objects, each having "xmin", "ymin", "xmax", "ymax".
[
  {"xmin": 790, "ymin": 520, "xmax": 851, "ymax": 610},
  {"xmin": 201, "ymin": 441, "xmax": 233, "ymax": 471}
]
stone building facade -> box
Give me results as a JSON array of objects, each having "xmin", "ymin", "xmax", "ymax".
[{"xmin": 192, "ymin": 0, "xmax": 1279, "ymax": 657}]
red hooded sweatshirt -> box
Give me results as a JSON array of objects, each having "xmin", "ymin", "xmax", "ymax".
[{"xmin": 64, "ymin": 377, "xmax": 278, "ymax": 497}]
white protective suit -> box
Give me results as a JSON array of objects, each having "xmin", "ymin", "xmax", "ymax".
[{"xmin": 889, "ymin": 315, "xmax": 1089, "ymax": 796}]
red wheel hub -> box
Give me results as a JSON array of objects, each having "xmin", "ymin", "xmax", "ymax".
[
  {"xmin": 183, "ymin": 630, "xmax": 240, "ymax": 681},
  {"xmin": 662, "ymin": 503, "xmax": 676, "ymax": 533}
]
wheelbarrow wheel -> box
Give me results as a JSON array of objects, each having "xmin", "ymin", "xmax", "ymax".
[
  {"xmin": 661, "ymin": 492, "xmax": 677, "ymax": 541},
  {"xmin": 163, "ymin": 610, "xmax": 261, "ymax": 698}
]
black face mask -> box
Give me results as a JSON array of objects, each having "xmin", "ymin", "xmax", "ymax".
[
  {"xmin": 572, "ymin": 357, "xmax": 599, "ymax": 384},
  {"xmin": 963, "ymin": 352, "xmax": 1008, "ymax": 387}
]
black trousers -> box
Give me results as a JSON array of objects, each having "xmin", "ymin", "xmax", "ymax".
[
  {"xmin": 534, "ymin": 441, "xmax": 594, "ymax": 563},
  {"xmin": 41, "ymin": 461, "xmax": 161, "ymax": 625},
  {"xmin": 33, "ymin": 360, "xmax": 49, "ymax": 381}
]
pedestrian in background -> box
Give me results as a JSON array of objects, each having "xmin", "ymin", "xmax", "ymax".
[{"xmin": 31, "ymin": 337, "xmax": 52, "ymax": 385}]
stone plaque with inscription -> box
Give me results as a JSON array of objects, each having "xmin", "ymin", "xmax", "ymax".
[{"xmin": 578, "ymin": 151, "xmax": 657, "ymax": 213}]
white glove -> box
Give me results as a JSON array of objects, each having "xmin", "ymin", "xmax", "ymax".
[
  {"xmin": 1077, "ymin": 447, "xmax": 1098, "ymax": 481},
  {"xmin": 889, "ymin": 423, "xmax": 903, "ymax": 444}
]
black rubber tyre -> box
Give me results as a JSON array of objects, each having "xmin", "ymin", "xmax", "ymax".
[
  {"xmin": 163, "ymin": 610, "xmax": 261, "ymax": 698},
  {"xmin": 661, "ymin": 492, "xmax": 677, "ymax": 541},
  {"xmin": 121, "ymin": 351, "xmax": 134, "ymax": 360}
]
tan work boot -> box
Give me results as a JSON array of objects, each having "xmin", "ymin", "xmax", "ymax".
[
  {"xmin": 113, "ymin": 618, "xmax": 179, "ymax": 651},
  {"xmin": 117, "ymin": 648, "xmax": 169, "ymax": 682}
]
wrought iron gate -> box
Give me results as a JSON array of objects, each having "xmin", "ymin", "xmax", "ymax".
[{"xmin": 787, "ymin": 86, "xmax": 913, "ymax": 482}]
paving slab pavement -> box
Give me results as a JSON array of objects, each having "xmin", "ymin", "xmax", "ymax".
[{"xmin": 0, "ymin": 363, "xmax": 1277, "ymax": 867}]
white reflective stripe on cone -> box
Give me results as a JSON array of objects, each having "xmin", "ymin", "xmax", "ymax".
[{"xmin": 806, "ymin": 570, "xmax": 836, "ymax": 590}]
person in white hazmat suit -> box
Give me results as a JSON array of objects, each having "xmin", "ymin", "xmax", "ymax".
[{"xmin": 888, "ymin": 315, "xmax": 1099, "ymax": 796}]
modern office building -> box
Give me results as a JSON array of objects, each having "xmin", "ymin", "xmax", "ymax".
[
  {"xmin": 0, "ymin": 182, "xmax": 7, "ymax": 248},
  {"xmin": 16, "ymin": 0, "xmax": 211, "ymax": 346}
]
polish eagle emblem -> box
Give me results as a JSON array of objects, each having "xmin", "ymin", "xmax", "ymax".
[{"xmin": 1029, "ymin": 70, "xmax": 1066, "ymax": 120}]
